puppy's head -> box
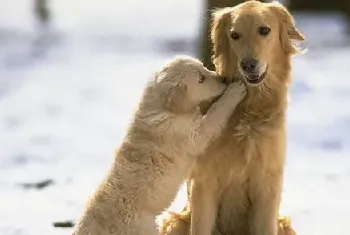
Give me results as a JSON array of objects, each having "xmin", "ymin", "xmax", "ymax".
[
  {"xmin": 155, "ymin": 56, "xmax": 227, "ymax": 113},
  {"xmin": 211, "ymin": 1, "xmax": 305, "ymax": 87}
]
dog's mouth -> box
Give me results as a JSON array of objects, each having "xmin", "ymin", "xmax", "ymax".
[{"xmin": 245, "ymin": 70, "xmax": 267, "ymax": 85}]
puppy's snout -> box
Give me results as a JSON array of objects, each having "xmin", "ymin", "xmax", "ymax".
[{"xmin": 240, "ymin": 57, "xmax": 259, "ymax": 74}]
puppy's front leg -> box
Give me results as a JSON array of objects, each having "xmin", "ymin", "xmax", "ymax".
[{"xmin": 197, "ymin": 81, "xmax": 246, "ymax": 143}]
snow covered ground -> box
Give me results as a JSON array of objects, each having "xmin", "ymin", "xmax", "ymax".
[{"xmin": 0, "ymin": 0, "xmax": 350, "ymax": 234}]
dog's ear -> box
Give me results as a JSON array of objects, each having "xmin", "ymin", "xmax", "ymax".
[
  {"xmin": 210, "ymin": 8, "xmax": 236, "ymax": 77},
  {"xmin": 164, "ymin": 82, "xmax": 187, "ymax": 112},
  {"xmin": 269, "ymin": 2, "xmax": 306, "ymax": 54}
]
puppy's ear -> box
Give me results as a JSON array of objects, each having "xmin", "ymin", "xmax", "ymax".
[
  {"xmin": 164, "ymin": 83, "xmax": 187, "ymax": 112},
  {"xmin": 210, "ymin": 8, "xmax": 236, "ymax": 76},
  {"xmin": 269, "ymin": 2, "xmax": 306, "ymax": 54}
]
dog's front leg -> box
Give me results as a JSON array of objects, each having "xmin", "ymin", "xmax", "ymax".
[
  {"xmin": 190, "ymin": 179, "xmax": 217, "ymax": 235},
  {"xmin": 249, "ymin": 171, "xmax": 283, "ymax": 235}
]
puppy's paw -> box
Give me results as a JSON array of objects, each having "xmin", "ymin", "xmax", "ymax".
[{"xmin": 226, "ymin": 81, "xmax": 247, "ymax": 101}]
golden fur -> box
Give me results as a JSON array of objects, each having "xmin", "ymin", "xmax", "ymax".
[
  {"xmin": 73, "ymin": 55, "xmax": 247, "ymax": 235},
  {"xmin": 160, "ymin": 1, "xmax": 305, "ymax": 235},
  {"xmin": 160, "ymin": 203, "xmax": 296, "ymax": 235}
]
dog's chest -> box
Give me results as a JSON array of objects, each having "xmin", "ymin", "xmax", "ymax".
[
  {"xmin": 230, "ymin": 107, "xmax": 280, "ymax": 138},
  {"xmin": 230, "ymin": 115, "xmax": 263, "ymax": 142},
  {"xmin": 228, "ymin": 112, "xmax": 281, "ymax": 164}
]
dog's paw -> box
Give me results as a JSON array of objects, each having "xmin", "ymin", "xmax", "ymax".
[{"xmin": 226, "ymin": 81, "xmax": 247, "ymax": 101}]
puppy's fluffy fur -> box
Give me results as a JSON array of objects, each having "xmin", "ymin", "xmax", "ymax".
[
  {"xmin": 160, "ymin": 1, "xmax": 305, "ymax": 235},
  {"xmin": 73, "ymin": 56, "xmax": 246, "ymax": 235}
]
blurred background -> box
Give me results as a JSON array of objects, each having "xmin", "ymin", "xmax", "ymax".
[{"xmin": 0, "ymin": 0, "xmax": 350, "ymax": 234}]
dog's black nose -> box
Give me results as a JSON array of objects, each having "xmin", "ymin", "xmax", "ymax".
[{"xmin": 240, "ymin": 58, "xmax": 259, "ymax": 74}]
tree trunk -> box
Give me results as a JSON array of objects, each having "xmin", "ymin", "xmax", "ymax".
[{"xmin": 34, "ymin": 0, "xmax": 50, "ymax": 24}]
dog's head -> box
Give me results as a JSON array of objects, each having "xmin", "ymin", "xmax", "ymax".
[
  {"xmin": 155, "ymin": 56, "xmax": 227, "ymax": 113},
  {"xmin": 211, "ymin": 1, "xmax": 305, "ymax": 87}
]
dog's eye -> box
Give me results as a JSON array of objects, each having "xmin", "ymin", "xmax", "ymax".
[
  {"xmin": 198, "ymin": 74, "xmax": 205, "ymax": 83},
  {"xmin": 230, "ymin": 31, "xmax": 241, "ymax": 40},
  {"xmin": 258, "ymin": 26, "xmax": 271, "ymax": 36}
]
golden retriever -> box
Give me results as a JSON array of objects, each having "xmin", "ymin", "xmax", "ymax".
[
  {"xmin": 160, "ymin": 1, "xmax": 305, "ymax": 235},
  {"xmin": 72, "ymin": 55, "xmax": 247, "ymax": 235}
]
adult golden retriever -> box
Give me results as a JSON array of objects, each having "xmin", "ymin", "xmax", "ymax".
[
  {"xmin": 73, "ymin": 56, "xmax": 246, "ymax": 235},
  {"xmin": 160, "ymin": 1, "xmax": 305, "ymax": 235}
]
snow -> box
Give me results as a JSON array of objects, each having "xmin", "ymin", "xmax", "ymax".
[{"xmin": 0, "ymin": 0, "xmax": 350, "ymax": 234}]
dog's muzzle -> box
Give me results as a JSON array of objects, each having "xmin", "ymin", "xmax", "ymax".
[{"xmin": 239, "ymin": 57, "xmax": 267, "ymax": 85}]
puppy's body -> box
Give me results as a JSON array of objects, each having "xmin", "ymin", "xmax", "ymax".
[
  {"xmin": 73, "ymin": 56, "xmax": 246, "ymax": 235},
  {"xmin": 160, "ymin": 2, "xmax": 305, "ymax": 235}
]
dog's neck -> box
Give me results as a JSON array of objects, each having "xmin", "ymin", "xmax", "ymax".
[
  {"xmin": 243, "ymin": 76, "xmax": 288, "ymax": 120},
  {"xmin": 165, "ymin": 97, "xmax": 198, "ymax": 115},
  {"xmin": 139, "ymin": 90, "xmax": 198, "ymax": 120}
]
